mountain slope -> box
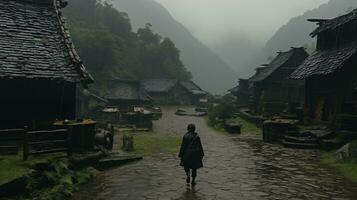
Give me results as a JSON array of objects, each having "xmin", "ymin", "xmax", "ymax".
[
  {"xmin": 112, "ymin": 0, "xmax": 237, "ymax": 93},
  {"xmin": 64, "ymin": 0, "xmax": 191, "ymax": 94},
  {"xmin": 211, "ymin": 37, "xmax": 260, "ymax": 79},
  {"xmin": 257, "ymin": 0, "xmax": 357, "ymax": 65}
]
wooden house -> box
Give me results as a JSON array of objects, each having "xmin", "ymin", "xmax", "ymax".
[
  {"xmin": 179, "ymin": 81, "xmax": 208, "ymax": 105},
  {"xmin": 0, "ymin": 0, "xmax": 93, "ymax": 128},
  {"xmin": 76, "ymin": 89, "xmax": 108, "ymax": 119},
  {"xmin": 235, "ymin": 79, "xmax": 251, "ymax": 108},
  {"xmin": 291, "ymin": 10, "xmax": 357, "ymax": 131},
  {"xmin": 228, "ymin": 85, "xmax": 238, "ymax": 97},
  {"xmin": 142, "ymin": 79, "xmax": 206, "ymax": 105},
  {"xmin": 248, "ymin": 66, "xmax": 272, "ymax": 114},
  {"xmin": 249, "ymin": 47, "xmax": 309, "ymax": 116},
  {"xmin": 106, "ymin": 79, "xmax": 152, "ymax": 112}
]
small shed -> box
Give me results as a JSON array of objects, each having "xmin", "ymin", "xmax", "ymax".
[
  {"xmin": 249, "ymin": 47, "xmax": 308, "ymax": 116},
  {"xmin": 76, "ymin": 89, "xmax": 108, "ymax": 119},
  {"xmin": 142, "ymin": 79, "xmax": 179, "ymax": 104},
  {"xmin": 291, "ymin": 10, "xmax": 357, "ymax": 129},
  {"xmin": 179, "ymin": 81, "xmax": 208, "ymax": 105},
  {"xmin": 234, "ymin": 79, "xmax": 251, "ymax": 108},
  {"xmin": 0, "ymin": 0, "xmax": 93, "ymax": 128},
  {"xmin": 106, "ymin": 79, "xmax": 152, "ymax": 111},
  {"xmin": 142, "ymin": 79, "xmax": 203, "ymax": 105}
]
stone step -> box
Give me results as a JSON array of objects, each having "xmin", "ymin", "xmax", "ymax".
[
  {"xmin": 285, "ymin": 131, "xmax": 300, "ymax": 137},
  {"xmin": 283, "ymin": 141, "xmax": 319, "ymax": 149},
  {"xmin": 97, "ymin": 154, "xmax": 143, "ymax": 170},
  {"xmin": 284, "ymin": 136, "xmax": 318, "ymax": 144}
]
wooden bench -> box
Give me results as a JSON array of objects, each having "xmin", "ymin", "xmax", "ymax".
[
  {"xmin": 0, "ymin": 129, "xmax": 25, "ymax": 155},
  {"xmin": 23, "ymin": 129, "xmax": 72, "ymax": 160}
]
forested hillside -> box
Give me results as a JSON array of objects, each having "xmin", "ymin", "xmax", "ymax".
[
  {"xmin": 63, "ymin": 0, "xmax": 191, "ymax": 93},
  {"xmin": 112, "ymin": 0, "xmax": 238, "ymax": 93}
]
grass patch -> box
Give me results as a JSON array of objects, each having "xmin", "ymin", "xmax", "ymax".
[
  {"xmin": 0, "ymin": 155, "xmax": 29, "ymax": 185},
  {"xmin": 205, "ymin": 116, "xmax": 261, "ymax": 135},
  {"xmin": 204, "ymin": 117, "xmax": 226, "ymax": 134},
  {"xmin": 321, "ymin": 153, "xmax": 357, "ymax": 183},
  {"xmin": 122, "ymin": 132, "xmax": 181, "ymax": 156},
  {"xmin": 0, "ymin": 154, "xmax": 56, "ymax": 185},
  {"xmin": 233, "ymin": 117, "xmax": 261, "ymax": 134}
]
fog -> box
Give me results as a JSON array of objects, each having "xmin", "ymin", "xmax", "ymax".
[{"xmin": 155, "ymin": 0, "xmax": 328, "ymax": 46}]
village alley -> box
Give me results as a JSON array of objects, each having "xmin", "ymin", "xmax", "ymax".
[{"xmin": 73, "ymin": 107, "xmax": 357, "ymax": 200}]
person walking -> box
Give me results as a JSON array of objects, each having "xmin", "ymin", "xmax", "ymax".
[{"xmin": 179, "ymin": 124, "xmax": 204, "ymax": 186}]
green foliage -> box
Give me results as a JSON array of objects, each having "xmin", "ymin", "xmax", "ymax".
[
  {"xmin": 321, "ymin": 151, "xmax": 357, "ymax": 183},
  {"xmin": 25, "ymin": 159, "xmax": 73, "ymax": 199},
  {"xmin": 0, "ymin": 155, "xmax": 53, "ymax": 186},
  {"xmin": 73, "ymin": 167, "xmax": 97, "ymax": 186},
  {"xmin": 0, "ymin": 158, "xmax": 97, "ymax": 200},
  {"xmin": 64, "ymin": 0, "xmax": 191, "ymax": 93},
  {"xmin": 0, "ymin": 155, "xmax": 29, "ymax": 185},
  {"xmin": 121, "ymin": 132, "xmax": 181, "ymax": 156},
  {"xmin": 233, "ymin": 117, "xmax": 261, "ymax": 134},
  {"xmin": 208, "ymin": 95, "xmax": 238, "ymax": 127}
]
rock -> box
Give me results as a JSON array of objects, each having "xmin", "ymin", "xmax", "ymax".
[
  {"xmin": 224, "ymin": 120, "xmax": 241, "ymax": 134},
  {"xmin": 262, "ymin": 119, "xmax": 299, "ymax": 142},
  {"xmin": 70, "ymin": 152, "xmax": 105, "ymax": 170},
  {"xmin": 175, "ymin": 108, "xmax": 207, "ymax": 117},
  {"xmin": 123, "ymin": 134, "xmax": 134, "ymax": 152},
  {"xmin": 335, "ymin": 142, "xmax": 357, "ymax": 161},
  {"xmin": 97, "ymin": 154, "xmax": 143, "ymax": 170}
]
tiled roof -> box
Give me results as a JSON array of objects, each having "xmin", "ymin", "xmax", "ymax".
[
  {"xmin": 249, "ymin": 47, "xmax": 307, "ymax": 83},
  {"xmin": 249, "ymin": 67, "xmax": 274, "ymax": 83},
  {"xmin": 310, "ymin": 9, "xmax": 357, "ymax": 37},
  {"xmin": 80, "ymin": 89, "xmax": 108, "ymax": 103},
  {"xmin": 291, "ymin": 41, "xmax": 357, "ymax": 79},
  {"xmin": 0, "ymin": 0, "xmax": 93, "ymax": 84},
  {"xmin": 179, "ymin": 81, "xmax": 207, "ymax": 95},
  {"xmin": 142, "ymin": 79, "xmax": 178, "ymax": 93},
  {"xmin": 106, "ymin": 80, "xmax": 152, "ymax": 101}
]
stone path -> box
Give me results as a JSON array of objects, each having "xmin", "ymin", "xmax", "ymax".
[{"xmin": 74, "ymin": 107, "xmax": 357, "ymax": 200}]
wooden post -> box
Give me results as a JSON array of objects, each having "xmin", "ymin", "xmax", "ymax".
[
  {"xmin": 67, "ymin": 127, "xmax": 73, "ymax": 156},
  {"xmin": 109, "ymin": 124, "xmax": 114, "ymax": 150},
  {"xmin": 122, "ymin": 134, "xmax": 134, "ymax": 151},
  {"xmin": 23, "ymin": 126, "xmax": 29, "ymax": 161}
]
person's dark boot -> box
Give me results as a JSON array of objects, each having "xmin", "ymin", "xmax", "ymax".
[
  {"xmin": 191, "ymin": 177, "xmax": 196, "ymax": 186},
  {"xmin": 186, "ymin": 176, "xmax": 190, "ymax": 184}
]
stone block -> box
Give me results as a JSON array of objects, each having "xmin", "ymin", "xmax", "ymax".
[{"xmin": 123, "ymin": 134, "xmax": 134, "ymax": 152}]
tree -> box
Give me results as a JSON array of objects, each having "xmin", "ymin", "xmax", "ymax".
[{"xmin": 64, "ymin": 0, "xmax": 191, "ymax": 91}]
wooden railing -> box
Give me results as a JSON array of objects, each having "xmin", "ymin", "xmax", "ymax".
[
  {"xmin": 0, "ymin": 129, "xmax": 25, "ymax": 155},
  {"xmin": 23, "ymin": 129, "xmax": 72, "ymax": 160}
]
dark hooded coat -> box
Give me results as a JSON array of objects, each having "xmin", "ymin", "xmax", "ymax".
[{"xmin": 179, "ymin": 132, "xmax": 204, "ymax": 169}]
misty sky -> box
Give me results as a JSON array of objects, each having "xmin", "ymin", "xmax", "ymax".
[{"xmin": 155, "ymin": 0, "xmax": 328, "ymax": 46}]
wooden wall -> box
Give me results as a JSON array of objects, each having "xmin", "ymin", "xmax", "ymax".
[{"xmin": 0, "ymin": 78, "xmax": 76, "ymax": 128}]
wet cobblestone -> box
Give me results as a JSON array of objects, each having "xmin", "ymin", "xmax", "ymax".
[{"xmin": 74, "ymin": 107, "xmax": 357, "ymax": 200}]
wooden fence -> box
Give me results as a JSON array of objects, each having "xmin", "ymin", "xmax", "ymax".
[
  {"xmin": 0, "ymin": 129, "xmax": 25, "ymax": 155},
  {"xmin": 23, "ymin": 129, "xmax": 72, "ymax": 160}
]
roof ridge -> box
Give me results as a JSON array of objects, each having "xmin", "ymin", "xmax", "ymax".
[
  {"xmin": 54, "ymin": 0, "xmax": 93, "ymax": 86},
  {"xmin": 11, "ymin": 0, "xmax": 54, "ymax": 5},
  {"xmin": 249, "ymin": 47, "xmax": 307, "ymax": 82},
  {"xmin": 291, "ymin": 40, "xmax": 357, "ymax": 79},
  {"xmin": 310, "ymin": 8, "xmax": 357, "ymax": 37}
]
